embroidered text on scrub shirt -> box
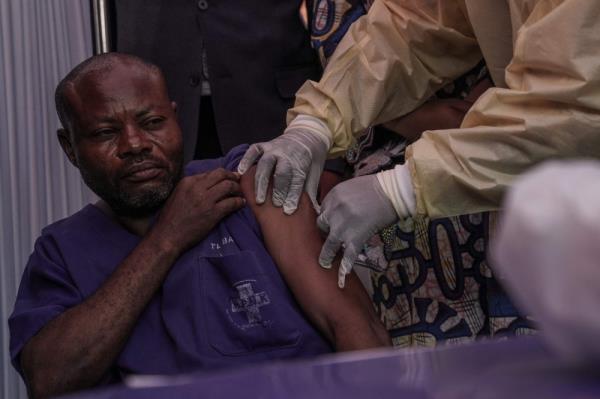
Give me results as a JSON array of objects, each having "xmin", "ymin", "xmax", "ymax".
[{"xmin": 209, "ymin": 235, "xmax": 235, "ymax": 255}]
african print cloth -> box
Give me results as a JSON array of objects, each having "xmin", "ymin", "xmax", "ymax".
[
  {"xmin": 309, "ymin": 0, "xmax": 370, "ymax": 66},
  {"xmin": 308, "ymin": 0, "xmax": 534, "ymax": 348}
]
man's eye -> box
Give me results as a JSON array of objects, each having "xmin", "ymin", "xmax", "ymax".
[
  {"xmin": 92, "ymin": 129, "xmax": 116, "ymax": 138},
  {"xmin": 143, "ymin": 118, "xmax": 165, "ymax": 129}
]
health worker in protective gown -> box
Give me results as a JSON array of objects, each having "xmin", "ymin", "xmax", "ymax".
[{"xmin": 238, "ymin": 0, "xmax": 600, "ymax": 287}]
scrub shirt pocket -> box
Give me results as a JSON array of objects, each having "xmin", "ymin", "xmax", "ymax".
[{"xmin": 201, "ymin": 251, "xmax": 302, "ymax": 356}]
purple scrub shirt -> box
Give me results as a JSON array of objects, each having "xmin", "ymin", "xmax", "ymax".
[{"xmin": 9, "ymin": 145, "xmax": 331, "ymax": 382}]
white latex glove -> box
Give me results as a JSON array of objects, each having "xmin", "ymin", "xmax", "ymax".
[
  {"xmin": 237, "ymin": 115, "xmax": 331, "ymax": 214},
  {"xmin": 492, "ymin": 161, "xmax": 600, "ymax": 366},
  {"xmin": 317, "ymin": 165, "xmax": 415, "ymax": 288}
]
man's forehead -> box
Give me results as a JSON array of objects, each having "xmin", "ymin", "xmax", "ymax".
[
  {"xmin": 73, "ymin": 62, "xmax": 163, "ymax": 94},
  {"xmin": 66, "ymin": 64, "xmax": 168, "ymax": 115}
]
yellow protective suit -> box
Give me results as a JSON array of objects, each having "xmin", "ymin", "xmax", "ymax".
[{"xmin": 289, "ymin": 0, "xmax": 600, "ymax": 218}]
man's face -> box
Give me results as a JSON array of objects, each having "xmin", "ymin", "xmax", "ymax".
[{"xmin": 62, "ymin": 64, "xmax": 184, "ymax": 217}]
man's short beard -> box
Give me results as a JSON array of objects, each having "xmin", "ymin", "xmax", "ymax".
[
  {"xmin": 82, "ymin": 165, "xmax": 182, "ymax": 218},
  {"xmin": 105, "ymin": 179, "xmax": 176, "ymax": 218}
]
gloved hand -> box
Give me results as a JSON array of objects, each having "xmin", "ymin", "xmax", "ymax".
[
  {"xmin": 317, "ymin": 174, "xmax": 396, "ymax": 288},
  {"xmin": 237, "ymin": 115, "xmax": 331, "ymax": 214},
  {"xmin": 318, "ymin": 165, "xmax": 416, "ymax": 288}
]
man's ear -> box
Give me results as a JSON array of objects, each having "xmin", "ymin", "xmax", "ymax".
[
  {"xmin": 57, "ymin": 128, "xmax": 78, "ymax": 168},
  {"xmin": 171, "ymin": 101, "xmax": 178, "ymax": 114}
]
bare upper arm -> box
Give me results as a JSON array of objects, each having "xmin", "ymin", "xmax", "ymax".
[{"xmin": 239, "ymin": 166, "xmax": 389, "ymax": 349}]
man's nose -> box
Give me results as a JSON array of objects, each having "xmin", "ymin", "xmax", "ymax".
[{"xmin": 117, "ymin": 125, "xmax": 152, "ymax": 159}]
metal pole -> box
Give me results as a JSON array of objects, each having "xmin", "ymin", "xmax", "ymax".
[{"xmin": 91, "ymin": 0, "xmax": 112, "ymax": 54}]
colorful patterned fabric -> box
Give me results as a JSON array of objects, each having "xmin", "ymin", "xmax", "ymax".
[
  {"xmin": 308, "ymin": 1, "xmax": 534, "ymax": 348},
  {"xmin": 309, "ymin": 0, "xmax": 369, "ymax": 66}
]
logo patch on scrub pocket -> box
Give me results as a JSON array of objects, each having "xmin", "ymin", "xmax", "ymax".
[
  {"xmin": 202, "ymin": 251, "xmax": 303, "ymax": 355},
  {"xmin": 228, "ymin": 280, "xmax": 272, "ymax": 330}
]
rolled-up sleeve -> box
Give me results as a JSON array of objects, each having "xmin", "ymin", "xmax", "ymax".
[
  {"xmin": 407, "ymin": 0, "xmax": 600, "ymax": 217},
  {"xmin": 288, "ymin": 0, "xmax": 482, "ymax": 156}
]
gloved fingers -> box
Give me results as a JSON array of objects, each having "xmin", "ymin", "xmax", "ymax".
[
  {"xmin": 319, "ymin": 233, "xmax": 341, "ymax": 269},
  {"xmin": 316, "ymin": 211, "xmax": 330, "ymax": 234},
  {"xmin": 271, "ymin": 159, "xmax": 294, "ymax": 208},
  {"xmin": 338, "ymin": 268, "xmax": 348, "ymax": 289},
  {"xmin": 304, "ymin": 169, "xmax": 321, "ymax": 214},
  {"xmin": 282, "ymin": 169, "xmax": 307, "ymax": 215},
  {"xmin": 338, "ymin": 245, "xmax": 359, "ymax": 289},
  {"xmin": 254, "ymin": 154, "xmax": 277, "ymax": 204},
  {"xmin": 237, "ymin": 143, "xmax": 264, "ymax": 175}
]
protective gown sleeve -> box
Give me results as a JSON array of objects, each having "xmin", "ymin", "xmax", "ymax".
[
  {"xmin": 407, "ymin": 0, "xmax": 600, "ymax": 217},
  {"xmin": 288, "ymin": 0, "xmax": 483, "ymax": 157}
]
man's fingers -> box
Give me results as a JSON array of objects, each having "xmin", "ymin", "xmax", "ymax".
[
  {"xmin": 214, "ymin": 196, "xmax": 246, "ymax": 217},
  {"xmin": 198, "ymin": 168, "xmax": 240, "ymax": 190},
  {"xmin": 282, "ymin": 170, "xmax": 306, "ymax": 215},
  {"xmin": 237, "ymin": 144, "xmax": 264, "ymax": 175},
  {"xmin": 207, "ymin": 179, "xmax": 243, "ymax": 203},
  {"xmin": 338, "ymin": 245, "xmax": 358, "ymax": 289},
  {"xmin": 254, "ymin": 155, "xmax": 277, "ymax": 204},
  {"xmin": 319, "ymin": 233, "xmax": 341, "ymax": 269}
]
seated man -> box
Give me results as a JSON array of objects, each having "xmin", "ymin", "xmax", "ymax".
[{"xmin": 9, "ymin": 53, "xmax": 389, "ymax": 399}]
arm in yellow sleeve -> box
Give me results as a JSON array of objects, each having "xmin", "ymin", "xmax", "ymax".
[
  {"xmin": 407, "ymin": 0, "xmax": 600, "ymax": 218},
  {"xmin": 288, "ymin": 0, "xmax": 482, "ymax": 157}
]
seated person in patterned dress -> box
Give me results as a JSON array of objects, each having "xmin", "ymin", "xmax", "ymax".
[{"xmin": 8, "ymin": 53, "xmax": 389, "ymax": 399}]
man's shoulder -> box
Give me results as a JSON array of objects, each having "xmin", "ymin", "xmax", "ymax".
[
  {"xmin": 184, "ymin": 144, "xmax": 249, "ymax": 176},
  {"xmin": 39, "ymin": 204, "xmax": 98, "ymax": 240}
]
